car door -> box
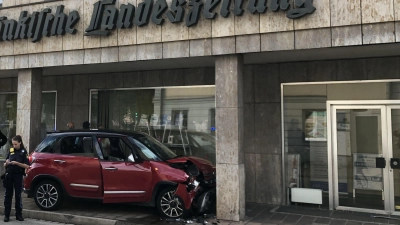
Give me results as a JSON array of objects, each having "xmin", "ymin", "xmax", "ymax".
[
  {"xmin": 52, "ymin": 135, "xmax": 103, "ymax": 198},
  {"xmin": 96, "ymin": 135, "xmax": 153, "ymax": 203}
]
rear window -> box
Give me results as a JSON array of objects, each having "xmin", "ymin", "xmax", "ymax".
[{"xmin": 35, "ymin": 136, "xmax": 58, "ymax": 153}]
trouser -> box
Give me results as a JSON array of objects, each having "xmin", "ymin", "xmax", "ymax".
[{"xmin": 4, "ymin": 173, "xmax": 23, "ymax": 217}]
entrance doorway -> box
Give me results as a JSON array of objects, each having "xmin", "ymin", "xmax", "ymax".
[{"xmin": 329, "ymin": 102, "xmax": 400, "ymax": 215}]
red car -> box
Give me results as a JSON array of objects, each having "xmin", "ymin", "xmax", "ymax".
[{"xmin": 23, "ymin": 130, "xmax": 216, "ymax": 218}]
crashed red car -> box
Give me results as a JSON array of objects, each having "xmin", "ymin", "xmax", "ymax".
[{"xmin": 23, "ymin": 130, "xmax": 216, "ymax": 218}]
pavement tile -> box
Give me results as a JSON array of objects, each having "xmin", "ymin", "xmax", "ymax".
[
  {"xmin": 330, "ymin": 219, "xmax": 347, "ymax": 225},
  {"xmin": 281, "ymin": 214, "xmax": 302, "ymax": 224},
  {"xmin": 297, "ymin": 216, "xmax": 317, "ymax": 225},
  {"xmin": 251, "ymin": 212, "xmax": 274, "ymax": 223},
  {"xmin": 314, "ymin": 218, "xmax": 331, "ymax": 224},
  {"xmin": 268, "ymin": 213, "xmax": 288, "ymax": 223},
  {"xmin": 346, "ymin": 221, "xmax": 363, "ymax": 225}
]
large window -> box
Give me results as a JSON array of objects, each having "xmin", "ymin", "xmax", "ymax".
[
  {"xmin": 90, "ymin": 86, "xmax": 216, "ymax": 164},
  {"xmin": 283, "ymin": 81, "xmax": 400, "ymax": 208},
  {"xmin": 0, "ymin": 92, "xmax": 56, "ymax": 158}
]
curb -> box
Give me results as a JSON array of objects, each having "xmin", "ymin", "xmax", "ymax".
[{"xmin": 0, "ymin": 206, "xmax": 121, "ymax": 225}]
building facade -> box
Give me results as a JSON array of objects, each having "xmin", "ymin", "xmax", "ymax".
[{"xmin": 0, "ymin": 0, "xmax": 400, "ymax": 221}]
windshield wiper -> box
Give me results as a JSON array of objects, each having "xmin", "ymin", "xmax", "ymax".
[{"xmin": 171, "ymin": 155, "xmax": 184, "ymax": 159}]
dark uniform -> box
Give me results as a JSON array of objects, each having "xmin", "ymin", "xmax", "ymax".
[{"xmin": 4, "ymin": 148, "xmax": 29, "ymax": 218}]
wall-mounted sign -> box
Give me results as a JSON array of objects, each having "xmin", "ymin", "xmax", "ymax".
[
  {"xmin": 85, "ymin": 0, "xmax": 316, "ymax": 36},
  {"xmin": 0, "ymin": 0, "xmax": 316, "ymax": 42}
]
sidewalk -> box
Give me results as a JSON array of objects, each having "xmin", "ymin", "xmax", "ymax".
[{"xmin": 0, "ymin": 187, "xmax": 399, "ymax": 225}]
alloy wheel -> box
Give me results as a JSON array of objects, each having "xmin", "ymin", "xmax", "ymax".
[
  {"xmin": 36, "ymin": 183, "xmax": 59, "ymax": 209},
  {"xmin": 160, "ymin": 190, "xmax": 184, "ymax": 218}
]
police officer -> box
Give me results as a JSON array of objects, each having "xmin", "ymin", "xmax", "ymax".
[{"xmin": 3, "ymin": 135, "xmax": 29, "ymax": 222}]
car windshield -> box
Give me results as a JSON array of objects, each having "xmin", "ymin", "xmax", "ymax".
[{"xmin": 129, "ymin": 134, "xmax": 177, "ymax": 161}]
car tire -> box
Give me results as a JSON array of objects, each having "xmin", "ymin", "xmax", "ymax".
[
  {"xmin": 33, "ymin": 180, "xmax": 63, "ymax": 211},
  {"xmin": 156, "ymin": 187, "xmax": 187, "ymax": 218}
]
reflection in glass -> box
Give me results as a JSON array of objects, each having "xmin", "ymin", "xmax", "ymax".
[
  {"xmin": 41, "ymin": 92, "xmax": 57, "ymax": 140},
  {"xmin": 0, "ymin": 94, "xmax": 16, "ymax": 159},
  {"xmin": 392, "ymin": 109, "xmax": 400, "ymax": 211},
  {"xmin": 90, "ymin": 87, "xmax": 216, "ymax": 164},
  {"xmin": 336, "ymin": 109, "xmax": 383, "ymax": 210}
]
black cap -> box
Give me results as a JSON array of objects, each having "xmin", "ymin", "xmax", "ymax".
[{"xmin": 82, "ymin": 121, "xmax": 91, "ymax": 129}]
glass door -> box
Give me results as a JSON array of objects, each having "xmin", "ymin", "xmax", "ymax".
[
  {"xmin": 387, "ymin": 106, "xmax": 400, "ymax": 215},
  {"xmin": 332, "ymin": 105, "xmax": 390, "ymax": 213}
]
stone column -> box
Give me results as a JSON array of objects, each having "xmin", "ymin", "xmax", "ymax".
[
  {"xmin": 215, "ymin": 55, "xmax": 245, "ymax": 221},
  {"xmin": 16, "ymin": 69, "xmax": 42, "ymax": 153}
]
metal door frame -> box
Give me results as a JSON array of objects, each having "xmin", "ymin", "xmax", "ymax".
[{"xmin": 328, "ymin": 100, "xmax": 400, "ymax": 215}]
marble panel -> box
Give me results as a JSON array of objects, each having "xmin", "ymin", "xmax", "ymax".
[
  {"xmin": 261, "ymin": 31, "xmax": 294, "ymax": 51},
  {"xmin": 11, "ymin": 77, "xmax": 18, "ymax": 92},
  {"xmin": 366, "ymin": 57, "xmax": 399, "ymax": 80},
  {"xmin": 27, "ymin": 4, "xmax": 43, "ymax": 54},
  {"xmin": 162, "ymin": 0, "xmax": 188, "ymax": 42},
  {"xmin": 84, "ymin": 0, "xmax": 101, "ymax": 48},
  {"xmin": 254, "ymin": 64, "xmax": 280, "ymax": 103},
  {"xmin": 62, "ymin": 0, "xmax": 84, "ymax": 50},
  {"xmin": 396, "ymin": 0, "xmax": 400, "ymax": 21},
  {"xmin": 72, "ymin": 75, "xmax": 89, "ymax": 105},
  {"xmin": 42, "ymin": 76, "xmax": 57, "ymax": 91},
  {"xmin": 330, "ymin": 0, "xmax": 361, "ymax": 26},
  {"xmin": 212, "ymin": 37, "xmax": 235, "ymax": 55},
  {"xmin": 118, "ymin": 0, "xmax": 137, "ymax": 46},
  {"xmin": 56, "ymin": 75, "xmax": 73, "ymax": 106},
  {"xmin": 56, "ymin": 105, "xmax": 72, "ymax": 131},
  {"xmin": 71, "ymin": 105, "xmax": 89, "ymax": 128},
  {"xmin": 244, "ymin": 153, "xmax": 256, "ymax": 202},
  {"xmin": 280, "ymin": 62, "xmax": 307, "ymax": 83},
  {"xmin": 308, "ymin": 61, "xmax": 337, "ymax": 82},
  {"xmin": 397, "ymin": 22, "xmax": 400, "ymax": 42},
  {"xmin": 28, "ymin": 53, "xmax": 44, "ymax": 68},
  {"xmin": 295, "ymin": 28, "xmax": 331, "ymax": 49},
  {"xmin": 256, "ymin": 153, "xmax": 283, "ymax": 204},
  {"xmin": 136, "ymin": 0, "xmax": 162, "ymax": 45},
  {"xmin": 16, "ymin": 0, "xmax": 29, "ymax": 4},
  {"xmin": 162, "ymin": 69, "xmax": 184, "ymax": 86},
  {"xmin": 0, "ymin": 56, "xmax": 15, "ymax": 70},
  {"xmin": 211, "ymin": 0, "xmax": 234, "ymax": 37},
  {"xmin": 163, "ymin": 41, "xmax": 189, "ymax": 59},
  {"xmin": 216, "ymin": 55, "xmax": 243, "ymax": 108},
  {"xmin": 41, "ymin": 3, "xmax": 63, "ymax": 53},
  {"xmin": 123, "ymin": 72, "xmax": 143, "ymax": 88},
  {"xmin": 260, "ymin": 6, "xmax": 293, "ymax": 33},
  {"xmin": 363, "ymin": 22, "xmax": 395, "ymax": 44},
  {"xmin": 184, "ymin": 68, "xmax": 210, "ymax": 85},
  {"xmin": 294, "ymin": 0, "xmax": 330, "ymax": 30},
  {"xmin": 142, "ymin": 70, "xmax": 163, "ymax": 87},
  {"xmin": 137, "ymin": 43, "xmax": 163, "ymax": 60},
  {"xmin": 216, "ymin": 164, "xmax": 245, "ymax": 221},
  {"xmin": 64, "ymin": 50, "xmax": 84, "ymax": 65},
  {"xmin": 84, "ymin": 49, "xmax": 101, "ymax": 64},
  {"xmin": 43, "ymin": 52, "xmax": 64, "ymax": 67},
  {"xmin": 105, "ymin": 73, "xmax": 125, "ymax": 88},
  {"xmin": 243, "ymin": 103, "xmax": 255, "ymax": 154},
  {"xmin": 235, "ymin": 0, "xmax": 259, "ymax": 35},
  {"xmin": 89, "ymin": 73, "xmax": 106, "ymax": 88},
  {"xmin": 243, "ymin": 65, "xmax": 254, "ymax": 104},
  {"xmin": 216, "ymin": 107, "xmax": 244, "ymax": 164},
  {"xmin": 100, "ymin": 0, "xmax": 118, "ymax": 47},
  {"xmin": 336, "ymin": 59, "xmax": 368, "ymax": 81},
  {"xmin": 190, "ymin": 39, "xmax": 212, "ymax": 57},
  {"xmin": 101, "ymin": 47, "xmax": 119, "ymax": 63},
  {"xmin": 13, "ymin": 6, "xmax": 29, "ymax": 55},
  {"xmin": 236, "ymin": 34, "xmax": 260, "ymax": 53},
  {"xmin": 119, "ymin": 46, "xmax": 137, "ymax": 62},
  {"xmin": 0, "ymin": 78, "xmax": 12, "ymax": 92},
  {"xmin": 332, "ymin": 25, "xmax": 362, "ymax": 47},
  {"xmin": 15, "ymin": 55, "xmax": 29, "ymax": 69},
  {"xmin": 17, "ymin": 69, "xmax": 42, "ymax": 111},
  {"xmin": 254, "ymin": 103, "xmax": 281, "ymax": 154},
  {"xmin": 362, "ymin": 0, "xmax": 394, "ymax": 24},
  {"xmin": 3, "ymin": 0, "xmax": 16, "ymax": 7},
  {"xmin": 188, "ymin": 9, "xmax": 212, "ymax": 40}
]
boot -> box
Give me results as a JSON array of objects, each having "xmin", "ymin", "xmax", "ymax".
[
  {"xmin": 16, "ymin": 214, "xmax": 24, "ymax": 221},
  {"xmin": 4, "ymin": 215, "xmax": 9, "ymax": 222}
]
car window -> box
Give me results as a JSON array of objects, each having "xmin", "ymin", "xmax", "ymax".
[
  {"xmin": 129, "ymin": 137, "xmax": 162, "ymax": 161},
  {"xmin": 97, "ymin": 137, "xmax": 134, "ymax": 162},
  {"xmin": 130, "ymin": 134, "xmax": 177, "ymax": 160},
  {"xmin": 54, "ymin": 136, "xmax": 96, "ymax": 157},
  {"xmin": 35, "ymin": 136, "xmax": 58, "ymax": 153}
]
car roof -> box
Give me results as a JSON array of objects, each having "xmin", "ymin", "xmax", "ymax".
[{"xmin": 47, "ymin": 129, "xmax": 147, "ymax": 137}]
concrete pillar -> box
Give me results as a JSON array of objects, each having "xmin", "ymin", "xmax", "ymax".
[
  {"xmin": 215, "ymin": 55, "xmax": 245, "ymax": 221},
  {"xmin": 16, "ymin": 69, "xmax": 42, "ymax": 153}
]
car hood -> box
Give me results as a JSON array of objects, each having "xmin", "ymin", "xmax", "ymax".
[{"xmin": 167, "ymin": 156, "xmax": 216, "ymax": 176}]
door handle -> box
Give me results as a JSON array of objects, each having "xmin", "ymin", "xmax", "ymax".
[
  {"xmin": 104, "ymin": 167, "xmax": 118, "ymax": 171},
  {"xmin": 54, "ymin": 160, "xmax": 66, "ymax": 164}
]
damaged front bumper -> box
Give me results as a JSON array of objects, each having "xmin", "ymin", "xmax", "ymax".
[{"xmin": 175, "ymin": 183, "xmax": 216, "ymax": 214}]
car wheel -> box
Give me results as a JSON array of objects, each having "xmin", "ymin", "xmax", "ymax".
[
  {"xmin": 34, "ymin": 180, "xmax": 63, "ymax": 211},
  {"xmin": 156, "ymin": 187, "xmax": 186, "ymax": 218}
]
